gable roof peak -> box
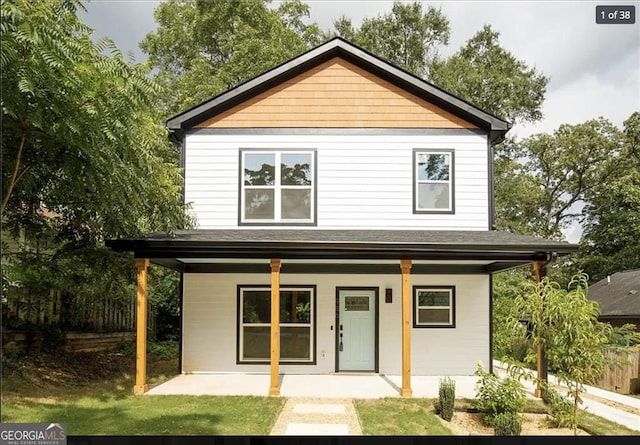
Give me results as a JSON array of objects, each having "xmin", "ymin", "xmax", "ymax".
[{"xmin": 166, "ymin": 37, "xmax": 511, "ymax": 143}]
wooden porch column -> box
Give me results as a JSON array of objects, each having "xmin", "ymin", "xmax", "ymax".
[
  {"xmin": 400, "ymin": 259, "xmax": 413, "ymax": 397},
  {"xmin": 134, "ymin": 258, "xmax": 149, "ymax": 395},
  {"xmin": 533, "ymin": 260, "xmax": 546, "ymax": 398},
  {"xmin": 269, "ymin": 259, "xmax": 282, "ymax": 396}
]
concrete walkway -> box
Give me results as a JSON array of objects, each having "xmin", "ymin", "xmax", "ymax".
[{"xmin": 269, "ymin": 398, "xmax": 362, "ymax": 436}]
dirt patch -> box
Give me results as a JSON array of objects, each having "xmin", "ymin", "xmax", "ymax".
[{"xmin": 438, "ymin": 411, "xmax": 590, "ymax": 436}]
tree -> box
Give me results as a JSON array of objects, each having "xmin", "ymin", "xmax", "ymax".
[
  {"xmin": 429, "ymin": 25, "xmax": 548, "ymax": 125},
  {"xmin": 509, "ymin": 273, "xmax": 612, "ymax": 433},
  {"xmin": 1, "ymin": 0, "xmax": 190, "ymax": 242},
  {"xmin": 578, "ymin": 112, "xmax": 640, "ymax": 281},
  {"xmin": 494, "ymin": 118, "xmax": 623, "ymax": 240},
  {"xmin": 334, "ymin": 1, "xmax": 450, "ymax": 79},
  {"xmin": 1, "ymin": 0, "xmax": 191, "ymax": 341},
  {"xmin": 140, "ymin": 0, "xmax": 322, "ymax": 116}
]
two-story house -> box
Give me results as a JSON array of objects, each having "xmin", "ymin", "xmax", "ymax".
[{"xmin": 107, "ymin": 38, "xmax": 576, "ymax": 396}]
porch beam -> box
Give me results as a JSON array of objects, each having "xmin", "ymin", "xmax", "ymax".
[
  {"xmin": 134, "ymin": 258, "xmax": 149, "ymax": 395},
  {"xmin": 269, "ymin": 258, "xmax": 282, "ymax": 396},
  {"xmin": 400, "ymin": 259, "xmax": 412, "ymax": 397}
]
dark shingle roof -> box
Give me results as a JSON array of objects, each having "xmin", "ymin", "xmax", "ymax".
[
  {"xmin": 106, "ymin": 229, "xmax": 576, "ymax": 261},
  {"xmin": 588, "ymin": 270, "xmax": 640, "ymax": 316}
]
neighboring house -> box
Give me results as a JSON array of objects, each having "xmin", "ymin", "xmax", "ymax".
[
  {"xmin": 588, "ymin": 270, "xmax": 640, "ymax": 330},
  {"xmin": 106, "ymin": 38, "xmax": 576, "ymax": 395}
]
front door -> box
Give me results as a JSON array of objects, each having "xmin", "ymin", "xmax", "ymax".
[{"xmin": 336, "ymin": 288, "xmax": 377, "ymax": 372}]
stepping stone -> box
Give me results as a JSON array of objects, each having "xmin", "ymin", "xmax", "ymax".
[
  {"xmin": 284, "ymin": 423, "xmax": 349, "ymax": 436},
  {"xmin": 293, "ymin": 403, "xmax": 346, "ymax": 414}
]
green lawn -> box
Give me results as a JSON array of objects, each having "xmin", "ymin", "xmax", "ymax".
[
  {"xmin": 354, "ymin": 398, "xmax": 453, "ymax": 435},
  {"xmin": 3, "ymin": 394, "xmax": 284, "ymax": 435},
  {"xmin": 1, "ymin": 344, "xmax": 284, "ymax": 435}
]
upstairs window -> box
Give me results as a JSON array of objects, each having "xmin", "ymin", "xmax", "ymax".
[
  {"xmin": 414, "ymin": 150, "xmax": 454, "ymax": 213},
  {"xmin": 241, "ymin": 150, "xmax": 315, "ymax": 224}
]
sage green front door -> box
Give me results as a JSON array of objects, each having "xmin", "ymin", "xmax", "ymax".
[{"xmin": 337, "ymin": 289, "xmax": 377, "ymax": 372}]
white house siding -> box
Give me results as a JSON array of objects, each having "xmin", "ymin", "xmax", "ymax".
[
  {"xmin": 183, "ymin": 132, "xmax": 490, "ymax": 231},
  {"xmin": 181, "ymin": 272, "xmax": 489, "ymax": 376}
]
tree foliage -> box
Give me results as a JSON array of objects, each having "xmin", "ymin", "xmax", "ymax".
[
  {"xmin": 429, "ymin": 25, "xmax": 547, "ymax": 124},
  {"xmin": 140, "ymin": 0, "xmax": 322, "ymax": 116},
  {"xmin": 1, "ymin": 0, "xmax": 191, "ymax": 339},
  {"xmin": 494, "ymin": 118, "xmax": 623, "ymax": 240},
  {"xmin": 332, "ymin": 1, "xmax": 449, "ymax": 78},
  {"xmin": 578, "ymin": 112, "xmax": 640, "ymax": 281},
  {"xmin": 1, "ymin": 0, "xmax": 190, "ymax": 243},
  {"xmin": 508, "ymin": 273, "xmax": 612, "ymax": 433}
]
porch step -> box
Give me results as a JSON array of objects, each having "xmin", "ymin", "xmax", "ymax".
[{"xmin": 270, "ymin": 398, "xmax": 363, "ymax": 436}]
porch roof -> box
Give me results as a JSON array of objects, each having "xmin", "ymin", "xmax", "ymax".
[{"xmin": 106, "ymin": 229, "xmax": 576, "ymax": 273}]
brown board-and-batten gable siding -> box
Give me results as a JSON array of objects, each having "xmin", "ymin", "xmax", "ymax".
[{"xmin": 195, "ymin": 58, "xmax": 479, "ymax": 129}]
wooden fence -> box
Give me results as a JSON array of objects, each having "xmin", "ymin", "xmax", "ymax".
[
  {"xmin": 3, "ymin": 286, "xmax": 141, "ymax": 332},
  {"xmin": 2, "ymin": 330, "xmax": 135, "ymax": 352},
  {"xmin": 595, "ymin": 347, "xmax": 640, "ymax": 394}
]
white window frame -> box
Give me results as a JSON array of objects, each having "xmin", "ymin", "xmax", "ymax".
[
  {"xmin": 413, "ymin": 286, "xmax": 455, "ymax": 328},
  {"xmin": 238, "ymin": 286, "xmax": 315, "ymax": 363},
  {"xmin": 240, "ymin": 150, "xmax": 315, "ymax": 224},
  {"xmin": 414, "ymin": 149, "xmax": 454, "ymax": 214}
]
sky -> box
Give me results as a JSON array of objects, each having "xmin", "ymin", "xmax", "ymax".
[{"xmin": 79, "ymin": 0, "xmax": 640, "ymax": 242}]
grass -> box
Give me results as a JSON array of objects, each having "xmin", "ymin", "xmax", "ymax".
[
  {"xmin": 3, "ymin": 394, "xmax": 283, "ymax": 435},
  {"xmin": 355, "ymin": 397, "xmax": 640, "ymax": 436},
  {"xmin": 354, "ymin": 398, "xmax": 453, "ymax": 435},
  {"xmin": 1, "ymin": 342, "xmax": 285, "ymax": 435}
]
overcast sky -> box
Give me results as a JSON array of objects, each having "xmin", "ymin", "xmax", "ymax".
[{"xmin": 80, "ymin": 0, "xmax": 640, "ymax": 242}]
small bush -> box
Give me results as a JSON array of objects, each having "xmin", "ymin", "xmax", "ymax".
[
  {"xmin": 545, "ymin": 386, "xmax": 577, "ymax": 429},
  {"xmin": 439, "ymin": 376, "xmax": 455, "ymax": 421},
  {"xmin": 1, "ymin": 343, "xmax": 28, "ymax": 375},
  {"xmin": 40, "ymin": 324, "xmax": 67, "ymax": 352},
  {"xmin": 116, "ymin": 340, "xmax": 179, "ymax": 361},
  {"xmin": 492, "ymin": 412, "xmax": 522, "ymax": 436},
  {"xmin": 473, "ymin": 362, "xmax": 526, "ymax": 426},
  {"xmin": 148, "ymin": 341, "xmax": 179, "ymax": 361},
  {"xmin": 116, "ymin": 341, "xmax": 136, "ymax": 357}
]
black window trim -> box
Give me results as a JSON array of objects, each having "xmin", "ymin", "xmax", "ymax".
[
  {"xmin": 236, "ymin": 284, "xmax": 317, "ymax": 365},
  {"xmin": 412, "ymin": 148, "xmax": 455, "ymax": 215},
  {"xmin": 412, "ymin": 285, "xmax": 456, "ymax": 328},
  {"xmin": 238, "ymin": 148, "xmax": 318, "ymax": 226}
]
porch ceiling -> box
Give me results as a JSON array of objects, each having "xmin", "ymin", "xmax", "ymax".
[{"xmin": 106, "ymin": 229, "xmax": 576, "ymax": 274}]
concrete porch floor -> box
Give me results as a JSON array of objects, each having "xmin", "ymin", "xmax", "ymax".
[{"xmin": 146, "ymin": 373, "xmax": 482, "ymax": 398}]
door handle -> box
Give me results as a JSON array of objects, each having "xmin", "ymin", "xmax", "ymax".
[{"xmin": 340, "ymin": 324, "xmax": 343, "ymax": 331}]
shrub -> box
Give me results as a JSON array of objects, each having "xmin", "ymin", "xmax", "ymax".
[
  {"xmin": 40, "ymin": 324, "xmax": 67, "ymax": 352},
  {"xmin": 545, "ymin": 386, "xmax": 577, "ymax": 429},
  {"xmin": 473, "ymin": 362, "xmax": 526, "ymax": 426},
  {"xmin": 439, "ymin": 376, "xmax": 456, "ymax": 421},
  {"xmin": 1, "ymin": 343, "xmax": 28, "ymax": 375},
  {"xmin": 116, "ymin": 340, "xmax": 179, "ymax": 361},
  {"xmin": 148, "ymin": 340, "xmax": 179, "ymax": 361},
  {"xmin": 492, "ymin": 412, "xmax": 522, "ymax": 436}
]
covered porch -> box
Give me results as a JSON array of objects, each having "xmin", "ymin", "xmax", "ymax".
[{"xmin": 105, "ymin": 229, "xmax": 576, "ymax": 397}]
